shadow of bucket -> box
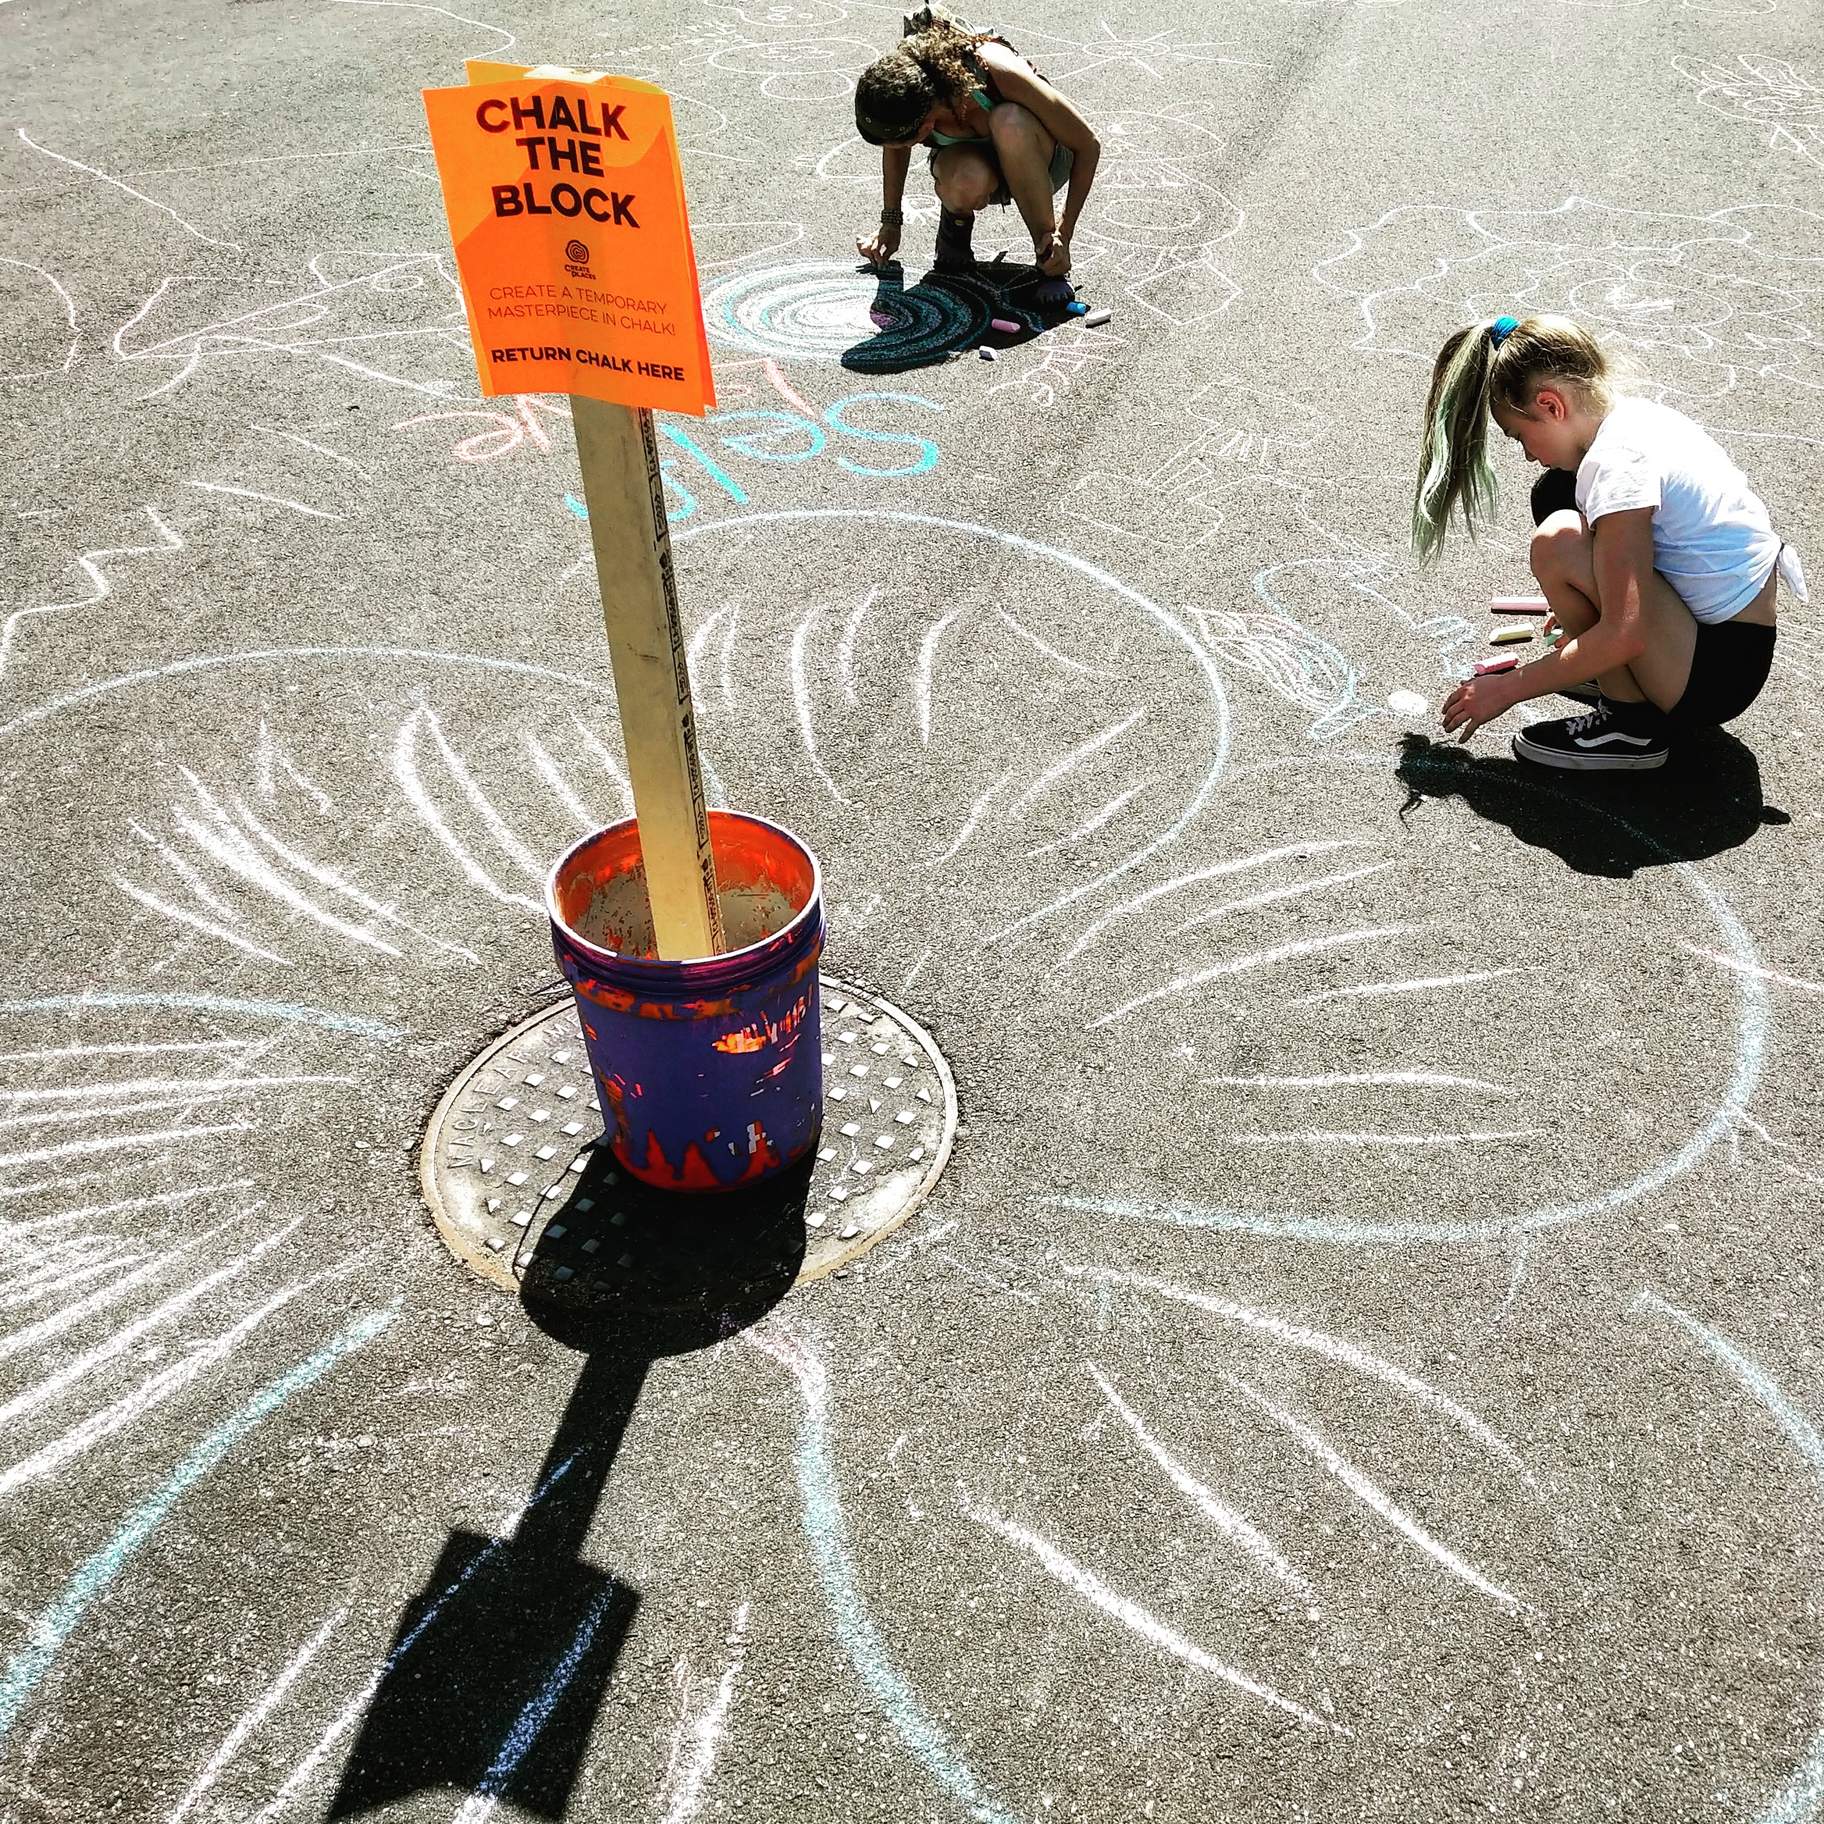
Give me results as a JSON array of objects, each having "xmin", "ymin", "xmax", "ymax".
[{"xmin": 547, "ymin": 810, "xmax": 824, "ymax": 1192}]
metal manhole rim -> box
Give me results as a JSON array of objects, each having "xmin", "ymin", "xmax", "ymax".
[{"xmin": 419, "ymin": 970, "xmax": 960, "ymax": 1292}]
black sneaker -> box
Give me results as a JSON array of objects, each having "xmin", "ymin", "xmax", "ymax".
[
  {"xmin": 933, "ymin": 209, "xmax": 976, "ymax": 271},
  {"xmin": 1512, "ymin": 699, "xmax": 1670, "ymax": 770}
]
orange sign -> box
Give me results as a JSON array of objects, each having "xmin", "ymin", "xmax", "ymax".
[{"xmin": 423, "ymin": 64, "xmax": 715, "ymax": 415}]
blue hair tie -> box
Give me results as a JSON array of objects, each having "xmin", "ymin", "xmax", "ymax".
[{"xmin": 1489, "ymin": 315, "xmax": 1519, "ymax": 347}]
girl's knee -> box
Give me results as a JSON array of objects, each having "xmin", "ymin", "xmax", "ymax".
[
  {"xmin": 1530, "ymin": 512, "xmax": 1588, "ymax": 583},
  {"xmin": 988, "ymin": 100, "xmax": 1048, "ymax": 156}
]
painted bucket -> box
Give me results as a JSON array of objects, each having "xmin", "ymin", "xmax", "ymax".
[{"xmin": 547, "ymin": 811, "xmax": 824, "ymax": 1192}]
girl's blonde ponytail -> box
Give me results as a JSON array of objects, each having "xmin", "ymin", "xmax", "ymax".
[{"xmin": 1412, "ymin": 321, "xmax": 1500, "ymax": 564}]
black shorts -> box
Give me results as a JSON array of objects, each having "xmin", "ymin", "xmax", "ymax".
[
  {"xmin": 1527, "ymin": 467, "xmax": 1775, "ymax": 729},
  {"xmin": 1530, "ymin": 468, "xmax": 1579, "ymax": 524},
  {"xmin": 1667, "ymin": 619, "xmax": 1776, "ymax": 729}
]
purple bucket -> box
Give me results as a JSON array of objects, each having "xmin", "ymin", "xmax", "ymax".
[{"xmin": 547, "ymin": 811, "xmax": 824, "ymax": 1192}]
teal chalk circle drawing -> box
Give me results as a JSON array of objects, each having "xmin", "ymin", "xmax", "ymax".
[{"xmin": 701, "ymin": 261, "xmax": 989, "ymax": 368}]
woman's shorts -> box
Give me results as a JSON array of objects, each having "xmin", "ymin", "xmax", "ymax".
[
  {"xmin": 928, "ymin": 137, "xmax": 1073, "ymax": 207},
  {"xmin": 1527, "ymin": 466, "xmax": 1776, "ymax": 728}
]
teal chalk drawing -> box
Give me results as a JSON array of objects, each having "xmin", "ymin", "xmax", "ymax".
[
  {"xmin": 750, "ymin": 1331, "xmax": 1018, "ymax": 1824},
  {"xmin": 711, "ymin": 410, "xmax": 827, "ymax": 464},
  {"xmin": 0, "ymin": 1308, "xmax": 395, "ymax": 1747},
  {"xmin": 659, "ymin": 422, "xmax": 750, "ymax": 505},
  {"xmin": 823, "ymin": 393, "xmax": 941, "ymax": 478}
]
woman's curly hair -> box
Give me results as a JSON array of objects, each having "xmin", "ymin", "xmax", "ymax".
[{"xmin": 855, "ymin": 10, "xmax": 996, "ymax": 145}]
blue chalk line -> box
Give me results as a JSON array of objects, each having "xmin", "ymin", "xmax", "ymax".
[{"xmin": 0, "ymin": 1307, "xmax": 396, "ymax": 1748}]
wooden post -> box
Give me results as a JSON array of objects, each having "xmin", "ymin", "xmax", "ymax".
[{"xmin": 571, "ymin": 396, "xmax": 724, "ymax": 960}]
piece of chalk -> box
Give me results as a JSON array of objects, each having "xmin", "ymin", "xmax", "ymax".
[
  {"xmin": 990, "ymin": 317, "xmax": 1020, "ymax": 334},
  {"xmin": 978, "ymin": 346, "xmax": 996, "ymax": 361},
  {"xmin": 1490, "ymin": 625, "xmax": 1534, "ymax": 646},
  {"xmin": 1083, "ymin": 308, "xmax": 1113, "ymax": 327},
  {"xmin": 1473, "ymin": 655, "xmax": 1519, "ymax": 675},
  {"xmin": 1065, "ymin": 300, "xmax": 1089, "ymax": 316},
  {"xmin": 1491, "ymin": 597, "xmax": 1550, "ymax": 615}
]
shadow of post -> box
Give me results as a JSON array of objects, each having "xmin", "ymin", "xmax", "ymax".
[
  {"xmin": 326, "ymin": 1150, "xmax": 810, "ymax": 1818},
  {"xmin": 1395, "ymin": 729, "xmax": 1790, "ymax": 877}
]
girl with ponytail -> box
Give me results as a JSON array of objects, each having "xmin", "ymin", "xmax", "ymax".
[
  {"xmin": 852, "ymin": 8, "xmax": 1100, "ymax": 280},
  {"xmin": 1416, "ymin": 313, "xmax": 1807, "ymax": 771}
]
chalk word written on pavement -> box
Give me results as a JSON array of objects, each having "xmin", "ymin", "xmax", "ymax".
[{"xmin": 642, "ymin": 390, "xmax": 944, "ymax": 522}]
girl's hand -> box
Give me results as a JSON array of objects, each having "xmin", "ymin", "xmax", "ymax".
[
  {"xmin": 1036, "ymin": 230, "xmax": 1071, "ymax": 277},
  {"xmin": 1441, "ymin": 670, "xmax": 1523, "ymax": 743},
  {"xmin": 856, "ymin": 223, "xmax": 902, "ymax": 267}
]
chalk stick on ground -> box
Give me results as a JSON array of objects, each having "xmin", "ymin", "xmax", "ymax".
[
  {"xmin": 1064, "ymin": 300, "xmax": 1089, "ymax": 316},
  {"xmin": 1491, "ymin": 596, "xmax": 1550, "ymax": 615},
  {"xmin": 1474, "ymin": 655, "xmax": 1520, "ymax": 675},
  {"xmin": 1082, "ymin": 308, "xmax": 1113, "ymax": 327},
  {"xmin": 990, "ymin": 317, "xmax": 1020, "ymax": 334},
  {"xmin": 978, "ymin": 346, "xmax": 997, "ymax": 361},
  {"xmin": 1490, "ymin": 625, "xmax": 1534, "ymax": 646}
]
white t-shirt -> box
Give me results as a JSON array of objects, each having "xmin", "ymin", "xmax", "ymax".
[{"xmin": 1575, "ymin": 396, "xmax": 1784, "ymax": 624}]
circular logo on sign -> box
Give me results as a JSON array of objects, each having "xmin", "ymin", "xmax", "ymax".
[{"xmin": 565, "ymin": 239, "xmax": 590, "ymax": 265}]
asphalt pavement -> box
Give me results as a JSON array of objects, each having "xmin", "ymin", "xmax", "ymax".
[{"xmin": 2, "ymin": 0, "xmax": 1823, "ymax": 1818}]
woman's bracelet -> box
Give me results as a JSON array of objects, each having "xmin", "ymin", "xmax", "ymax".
[{"xmin": 878, "ymin": 207, "xmax": 903, "ymax": 226}]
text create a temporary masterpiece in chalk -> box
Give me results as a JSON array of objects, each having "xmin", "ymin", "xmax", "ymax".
[{"xmin": 485, "ymin": 282, "xmax": 676, "ymax": 338}]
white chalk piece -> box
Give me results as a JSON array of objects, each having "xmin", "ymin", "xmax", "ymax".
[
  {"xmin": 1082, "ymin": 308, "xmax": 1113, "ymax": 328},
  {"xmin": 978, "ymin": 346, "xmax": 997, "ymax": 361},
  {"xmin": 1386, "ymin": 689, "xmax": 1429, "ymax": 717},
  {"xmin": 1473, "ymin": 655, "xmax": 1519, "ymax": 675},
  {"xmin": 1489, "ymin": 625, "xmax": 1534, "ymax": 646},
  {"xmin": 989, "ymin": 317, "xmax": 1020, "ymax": 334},
  {"xmin": 1491, "ymin": 596, "xmax": 1550, "ymax": 616}
]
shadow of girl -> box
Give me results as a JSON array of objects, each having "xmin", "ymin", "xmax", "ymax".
[{"xmin": 1395, "ymin": 730, "xmax": 1791, "ymax": 879}]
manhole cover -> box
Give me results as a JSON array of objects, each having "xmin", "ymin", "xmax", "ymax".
[{"xmin": 421, "ymin": 974, "xmax": 957, "ymax": 1301}]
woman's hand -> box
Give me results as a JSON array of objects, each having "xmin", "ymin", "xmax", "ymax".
[
  {"xmin": 1035, "ymin": 230, "xmax": 1071, "ymax": 277},
  {"xmin": 856, "ymin": 223, "xmax": 902, "ymax": 267},
  {"xmin": 1440, "ymin": 669, "xmax": 1525, "ymax": 744}
]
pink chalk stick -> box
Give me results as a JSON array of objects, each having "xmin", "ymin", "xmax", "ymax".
[
  {"xmin": 1491, "ymin": 597, "xmax": 1550, "ymax": 615},
  {"xmin": 990, "ymin": 317, "xmax": 1020, "ymax": 334},
  {"xmin": 1473, "ymin": 655, "xmax": 1519, "ymax": 675}
]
